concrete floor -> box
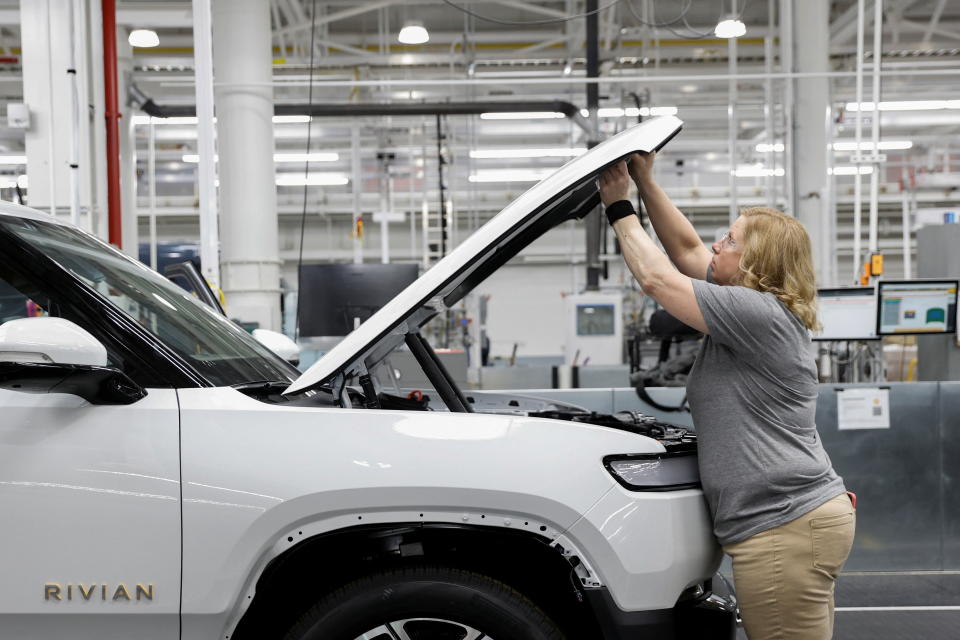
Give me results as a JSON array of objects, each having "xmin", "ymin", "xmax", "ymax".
[{"xmin": 725, "ymin": 571, "xmax": 960, "ymax": 640}]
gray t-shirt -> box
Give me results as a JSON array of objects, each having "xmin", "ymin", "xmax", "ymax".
[{"xmin": 687, "ymin": 276, "xmax": 845, "ymax": 546}]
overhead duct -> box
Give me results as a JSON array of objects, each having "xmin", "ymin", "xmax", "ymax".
[{"xmin": 128, "ymin": 84, "xmax": 591, "ymax": 132}]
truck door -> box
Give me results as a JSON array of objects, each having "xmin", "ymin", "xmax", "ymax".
[{"xmin": 0, "ymin": 272, "xmax": 180, "ymax": 639}]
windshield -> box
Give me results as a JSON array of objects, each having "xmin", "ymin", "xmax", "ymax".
[{"xmin": 0, "ymin": 216, "xmax": 297, "ymax": 386}]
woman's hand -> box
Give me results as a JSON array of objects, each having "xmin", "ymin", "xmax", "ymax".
[
  {"xmin": 627, "ymin": 151, "xmax": 656, "ymax": 186},
  {"xmin": 598, "ymin": 161, "xmax": 632, "ymax": 206}
]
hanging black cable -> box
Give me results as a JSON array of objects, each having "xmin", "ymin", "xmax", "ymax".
[
  {"xmin": 294, "ymin": 0, "xmax": 319, "ymax": 343},
  {"xmin": 435, "ymin": 114, "xmax": 448, "ymax": 259},
  {"xmin": 435, "ymin": 114, "xmax": 452, "ymax": 348}
]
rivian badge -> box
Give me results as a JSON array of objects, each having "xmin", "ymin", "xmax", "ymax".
[{"xmin": 44, "ymin": 583, "xmax": 155, "ymax": 602}]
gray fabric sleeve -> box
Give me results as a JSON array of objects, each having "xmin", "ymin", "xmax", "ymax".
[{"xmin": 691, "ymin": 279, "xmax": 783, "ymax": 355}]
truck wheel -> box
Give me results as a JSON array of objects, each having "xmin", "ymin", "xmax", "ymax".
[{"xmin": 284, "ymin": 564, "xmax": 567, "ymax": 640}]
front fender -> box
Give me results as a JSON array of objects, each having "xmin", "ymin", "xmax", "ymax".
[{"xmin": 176, "ymin": 387, "xmax": 662, "ymax": 640}]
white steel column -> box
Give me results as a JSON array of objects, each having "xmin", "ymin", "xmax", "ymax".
[
  {"xmin": 779, "ymin": 0, "xmax": 795, "ymax": 216},
  {"xmin": 852, "ymin": 0, "xmax": 866, "ymax": 282},
  {"xmin": 763, "ymin": 31, "xmax": 775, "ymax": 208},
  {"xmin": 148, "ymin": 120, "xmax": 158, "ymax": 270},
  {"xmin": 88, "ymin": 0, "xmax": 108, "ymax": 239},
  {"xmin": 900, "ymin": 167, "xmax": 912, "ymax": 279},
  {"xmin": 351, "ymin": 122, "xmax": 363, "ymax": 264},
  {"xmin": 66, "ymin": 0, "xmax": 81, "ymax": 225},
  {"xmin": 867, "ymin": 0, "xmax": 883, "ymax": 261},
  {"xmin": 727, "ymin": 9, "xmax": 739, "ymax": 226},
  {"xmin": 117, "ymin": 26, "xmax": 138, "ymax": 258},
  {"xmin": 193, "ymin": 0, "xmax": 220, "ymax": 288},
  {"xmin": 791, "ymin": 0, "xmax": 831, "ymax": 281},
  {"xmin": 20, "ymin": 0, "xmax": 93, "ymax": 222},
  {"xmin": 212, "ymin": 0, "xmax": 281, "ymax": 330}
]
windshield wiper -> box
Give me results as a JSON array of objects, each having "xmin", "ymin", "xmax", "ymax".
[{"xmin": 232, "ymin": 380, "xmax": 292, "ymax": 392}]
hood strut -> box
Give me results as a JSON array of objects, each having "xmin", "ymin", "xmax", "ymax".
[{"xmin": 404, "ymin": 332, "xmax": 473, "ymax": 413}]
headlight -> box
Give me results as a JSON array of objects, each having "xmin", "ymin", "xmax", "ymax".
[{"xmin": 604, "ymin": 452, "xmax": 700, "ymax": 491}]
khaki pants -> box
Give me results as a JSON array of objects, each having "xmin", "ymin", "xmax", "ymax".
[{"xmin": 722, "ymin": 493, "xmax": 856, "ymax": 640}]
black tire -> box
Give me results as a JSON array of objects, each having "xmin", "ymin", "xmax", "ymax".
[{"xmin": 284, "ymin": 564, "xmax": 567, "ymax": 640}]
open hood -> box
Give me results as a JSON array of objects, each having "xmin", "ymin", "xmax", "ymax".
[{"xmin": 285, "ymin": 115, "xmax": 682, "ymax": 396}]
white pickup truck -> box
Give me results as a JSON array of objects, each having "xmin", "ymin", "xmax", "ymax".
[{"xmin": 0, "ymin": 116, "xmax": 735, "ymax": 640}]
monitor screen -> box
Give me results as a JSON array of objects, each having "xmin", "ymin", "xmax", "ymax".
[
  {"xmin": 814, "ymin": 287, "xmax": 878, "ymax": 341},
  {"xmin": 576, "ymin": 304, "xmax": 615, "ymax": 336},
  {"xmin": 877, "ymin": 280, "xmax": 958, "ymax": 336},
  {"xmin": 297, "ymin": 263, "xmax": 420, "ymax": 337}
]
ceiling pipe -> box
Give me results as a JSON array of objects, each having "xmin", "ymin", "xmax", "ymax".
[
  {"xmin": 128, "ymin": 83, "xmax": 592, "ymax": 133},
  {"xmin": 102, "ymin": 0, "xmax": 122, "ymax": 247}
]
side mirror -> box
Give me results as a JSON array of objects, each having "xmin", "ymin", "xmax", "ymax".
[
  {"xmin": 0, "ymin": 317, "xmax": 108, "ymax": 366},
  {"xmin": 253, "ymin": 329, "xmax": 301, "ymax": 366},
  {"xmin": 0, "ymin": 317, "xmax": 146, "ymax": 405}
]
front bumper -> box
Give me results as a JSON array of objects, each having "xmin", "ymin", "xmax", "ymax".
[
  {"xmin": 566, "ymin": 486, "xmax": 721, "ymax": 611},
  {"xmin": 584, "ymin": 577, "xmax": 738, "ymax": 640}
]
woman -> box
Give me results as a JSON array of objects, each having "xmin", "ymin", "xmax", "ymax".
[{"xmin": 598, "ymin": 154, "xmax": 855, "ymax": 640}]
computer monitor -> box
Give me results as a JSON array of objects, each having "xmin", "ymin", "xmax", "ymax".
[
  {"xmin": 877, "ymin": 279, "xmax": 958, "ymax": 336},
  {"xmin": 297, "ymin": 263, "xmax": 420, "ymax": 337},
  {"xmin": 814, "ymin": 287, "xmax": 878, "ymax": 341}
]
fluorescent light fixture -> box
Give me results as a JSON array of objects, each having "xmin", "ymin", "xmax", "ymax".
[
  {"xmin": 0, "ymin": 155, "xmax": 27, "ymax": 164},
  {"xmin": 398, "ymin": 20, "xmax": 429, "ymax": 45},
  {"xmin": 832, "ymin": 140, "xmax": 913, "ymax": 151},
  {"xmin": 183, "ymin": 152, "xmax": 339, "ymax": 163},
  {"xmin": 649, "ymin": 106, "xmax": 679, "ymax": 116},
  {"xmin": 468, "ymin": 169, "xmax": 555, "ymax": 183},
  {"xmin": 598, "ymin": 108, "xmax": 627, "ymax": 117},
  {"xmin": 480, "ymin": 111, "xmax": 565, "ymax": 120},
  {"xmin": 734, "ymin": 164, "xmax": 784, "ymax": 178},
  {"xmin": 579, "ymin": 106, "xmax": 678, "ymax": 118},
  {"xmin": 275, "ymin": 173, "xmax": 349, "ymax": 186},
  {"xmin": 846, "ymin": 100, "xmax": 960, "ymax": 112},
  {"xmin": 272, "ymin": 115, "xmax": 312, "ymax": 124},
  {"xmin": 470, "ymin": 147, "xmax": 586, "ymax": 159},
  {"xmin": 133, "ymin": 115, "xmax": 313, "ymax": 126},
  {"xmin": 273, "ymin": 152, "xmax": 339, "ymax": 162},
  {"xmin": 128, "ymin": 29, "xmax": 159, "ymax": 48},
  {"xmin": 755, "ymin": 143, "xmax": 785, "ymax": 153},
  {"xmin": 132, "ymin": 116, "xmax": 199, "ymax": 125},
  {"xmin": 715, "ymin": 18, "xmax": 746, "ymax": 38},
  {"xmin": 829, "ymin": 166, "xmax": 874, "ymax": 175}
]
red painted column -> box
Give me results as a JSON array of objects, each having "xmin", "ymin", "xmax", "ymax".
[{"xmin": 102, "ymin": 0, "xmax": 122, "ymax": 247}]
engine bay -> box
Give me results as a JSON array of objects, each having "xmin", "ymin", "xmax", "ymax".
[{"xmin": 246, "ymin": 382, "xmax": 697, "ymax": 454}]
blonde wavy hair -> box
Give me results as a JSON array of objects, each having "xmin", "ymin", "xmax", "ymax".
[{"xmin": 736, "ymin": 207, "xmax": 821, "ymax": 332}]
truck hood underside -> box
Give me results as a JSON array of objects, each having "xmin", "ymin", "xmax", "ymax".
[{"xmin": 285, "ymin": 116, "xmax": 683, "ymax": 396}]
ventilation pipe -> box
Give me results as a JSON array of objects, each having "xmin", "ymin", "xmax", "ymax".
[{"xmin": 128, "ymin": 84, "xmax": 590, "ymax": 132}]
